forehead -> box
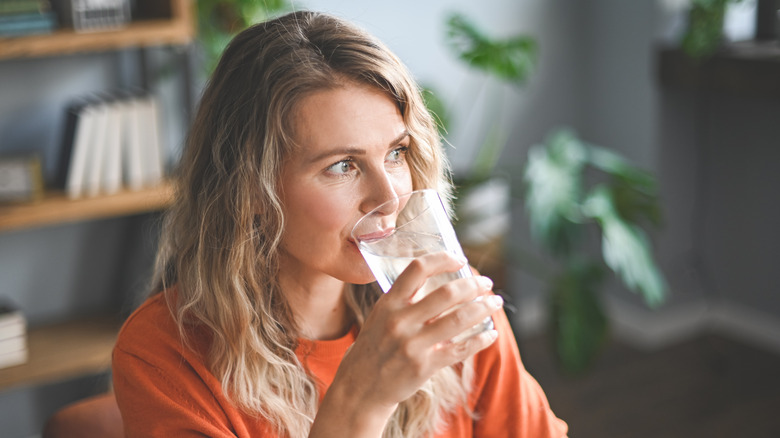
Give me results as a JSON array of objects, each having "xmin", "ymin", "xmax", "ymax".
[{"xmin": 290, "ymin": 83, "xmax": 405, "ymax": 153}]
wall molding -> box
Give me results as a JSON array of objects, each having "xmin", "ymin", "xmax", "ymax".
[{"xmin": 512, "ymin": 294, "xmax": 780, "ymax": 355}]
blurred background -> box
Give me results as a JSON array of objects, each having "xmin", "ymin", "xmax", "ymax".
[{"xmin": 0, "ymin": 0, "xmax": 779, "ymax": 436}]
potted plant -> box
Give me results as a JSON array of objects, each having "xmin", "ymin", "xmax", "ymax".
[{"xmin": 434, "ymin": 12, "xmax": 667, "ymax": 374}]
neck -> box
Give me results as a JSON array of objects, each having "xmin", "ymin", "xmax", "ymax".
[{"xmin": 279, "ymin": 270, "xmax": 353, "ymax": 341}]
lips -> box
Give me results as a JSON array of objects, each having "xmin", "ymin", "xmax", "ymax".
[{"xmin": 354, "ymin": 227, "xmax": 395, "ymax": 243}]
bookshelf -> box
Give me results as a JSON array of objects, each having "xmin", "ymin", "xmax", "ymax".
[
  {"xmin": 0, "ymin": 182, "xmax": 174, "ymax": 232},
  {"xmin": 0, "ymin": 316, "xmax": 119, "ymax": 390},
  {"xmin": 0, "ymin": 0, "xmax": 194, "ymax": 394},
  {"xmin": 0, "ymin": 0, "xmax": 195, "ymax": 60}
]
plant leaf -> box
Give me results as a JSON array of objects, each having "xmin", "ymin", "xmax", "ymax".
[
  {"xmin": 582, "ymin": 187, "xmax": 666, "ymax": 307},
  {"xmin": 586, "ymin": 145, "xmax": 662, "ymax": 225},
  {"xmin": 522, "ymin": 130, "xmax": 587, "ymax": 254},
  {"xmin": 445, "ymin": 13, "xmax": 538, "ymax": 85}
]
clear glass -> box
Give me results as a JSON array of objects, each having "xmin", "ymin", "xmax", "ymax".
[{"xmin": 351, "ymin": 189, "xmax": 494, "ymax": 343}]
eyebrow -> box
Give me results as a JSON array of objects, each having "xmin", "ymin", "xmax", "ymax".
[{"xmin": 307, "ymin": 130, "xmax": 410, "ymax": 164}]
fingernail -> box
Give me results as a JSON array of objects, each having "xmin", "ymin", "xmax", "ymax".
[
  {"xmin": 487, "ymin": 330, "xmax": 498, "ymax": 342},
  {"xmin": 454, "ymin": 253, "xmax": 468, "ymax": 265},
  {"xmin": 478, "ymin": 276, "xmax": 493, "ymax": 290},
  {"xmin": 486, "ymin": 294, "xmax": 503, "ymax": 309}
]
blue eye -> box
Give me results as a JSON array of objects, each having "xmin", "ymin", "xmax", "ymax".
[
  {"xmin": 327, "ymin": 160, "xmax": 354, "ymax": 175},
  {"xmin": 387, "ymin": 146, "xmax": 408, "ymax": 163}
]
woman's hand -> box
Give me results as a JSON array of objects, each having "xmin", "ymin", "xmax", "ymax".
[{"xmin": 311, "ymin": 252, "xmax": 503, "ymax": 437}]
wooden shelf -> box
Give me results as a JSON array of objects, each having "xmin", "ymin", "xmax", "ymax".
[
  {"xmin": 0, "ymin": 182, "xmax": 174, "ymax": 232},
  {"xmin": 0, "ymin": 316, "xmax": 120, "ymax": 390},
  {"xmin": 0, "ymin": 0, "xmax": 194, "ymax": 60}
]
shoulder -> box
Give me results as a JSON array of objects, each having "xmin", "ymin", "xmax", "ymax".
[{"xmin": 113, "ymin": 291, "xmax": 206, "ymax": 370}]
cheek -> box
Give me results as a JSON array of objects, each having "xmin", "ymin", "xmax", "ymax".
[{"xmin": 285, "ymin": 186, "xmax": 351, "ymax": 238}]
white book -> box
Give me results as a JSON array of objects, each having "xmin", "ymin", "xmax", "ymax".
[
  {"xmin": 0, "ymin": 302, "xmax": 25, "ymax": 340},
  {"xmin": 123, "ymin": 99, "xmax": 145, "ymax": 191},
  {"xmin": 136, "ymin": 96, "xmax": 164, "ymax": 187},
  {"xmin": 102, "ymin": 101, "xmax": 123, "ymax": 195},
  {"xmin": 85, "ymin": 103, "xmax": 110, "ymax": 198},
  {"xmin": 0, "ymin": 336, "xmax": 26, "ymax": 355},
  {"xmin": 66, "ymin": 105, "xmax": 98, "ymax": 199},
  {"xmin": 0, "ymin": 348, "xmax": 27, "ymax": 370}
]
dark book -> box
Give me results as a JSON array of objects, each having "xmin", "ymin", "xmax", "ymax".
[{"xmin": 53, "ymin": 99, "xmax": 92, "ymax": 189}]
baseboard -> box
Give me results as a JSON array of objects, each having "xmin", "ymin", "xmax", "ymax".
[{"xmin": 512, "ymin": 294, "xmax": 780, "ymax": 354}]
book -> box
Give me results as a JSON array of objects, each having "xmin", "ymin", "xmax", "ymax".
[
  {"xmin": 136, "ymin": 95, "xmax": 164, "ymax": 187},
  {"xmin": 0, "ymin": 298, "xmax": 28, "ymax": 369},
  {"xmin": 85, "ymin": 103, "xmax": 109, "ymax": 197},
  {"xmin": 66, "ymin": 104, "xmax": 98, "ymax": 199},
  {"xmin": 55, "ymin": 98, "xmax": 92, "ymax": 189},
  {"xmin": 0, "ymin": 348, "xmax": 27, "ymax": 370},
  {"xmin": 0, "ymin": 301, "xmax": 26, "ymax": 340},
  {"xmin": 123, "ymin": 98, "xmax": 144, "ymax": 190},
  {"xmin": 63, "ymin": 92, "xmax": 166, "ymax": 198},
  {"xmin": 101, "ymin": 99, "xmax": 123, "ymax": 195},
  {"xmin": 0, "ymin": 335, "xmax": 26, "ymax": 355},
  {"xmin": 0, "ymin": 11, "xmax": 56, "ymax": 37}
]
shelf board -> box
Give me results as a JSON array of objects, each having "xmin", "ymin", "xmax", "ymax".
[
  {"xmin": 0, "ymin": 182, "xmax": 174, "ymax": 232},
  {"xmin": 0, "ymin": 316, "xmax": 120, "ymax": 390},
  {"xmin": 0, "ymin": 19, "xmax": 194, "ymax": 60}
]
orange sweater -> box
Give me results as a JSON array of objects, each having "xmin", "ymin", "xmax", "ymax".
[{"xmin": 113, "ymin": 292, "xmax": 568, "ymax": 437}]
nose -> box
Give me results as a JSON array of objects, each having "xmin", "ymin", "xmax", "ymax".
[{"xmin": 360, "ymin": 170, "xmax": 402, "ymax": 216}]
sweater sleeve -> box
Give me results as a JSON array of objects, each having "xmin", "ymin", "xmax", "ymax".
[
  {"xmin": 112, "ymin": 295, "xmax": 251, "ymax": 438},
  {"xmin": 470, "ymin": 308, "xmax": 569, "ymax": 438}
]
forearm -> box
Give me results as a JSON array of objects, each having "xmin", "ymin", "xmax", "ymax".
[{"xmin": 309, "ymin": 379, "xmax": 396, "ymax": 438}]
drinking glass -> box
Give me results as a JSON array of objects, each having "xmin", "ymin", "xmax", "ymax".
[{"xmin": 351, "ymin": 189, "xmax": 494, "ymax": 343}]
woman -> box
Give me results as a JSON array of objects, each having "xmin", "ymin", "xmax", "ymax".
[{"xmin": 112, "ymin": 10, "xmax": 567, "ymax": 438}]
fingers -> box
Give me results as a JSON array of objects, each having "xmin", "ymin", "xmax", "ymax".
[
  {"xmin": 434, "ymin": 326, "xmax": 499, "ymax": 367},
  {"xmin": 385, "ymin": 251, "xmax": 468, "ymax": 303},
  {"xmin": 419, "ymin": 293, "xmax": 503, "ymax": 347},
  {"xmin": 409, "ymin": 275, "xmax": 493, "ymax": 324}
]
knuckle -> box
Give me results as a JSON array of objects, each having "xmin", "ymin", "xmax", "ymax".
[
  {"xmin": 385, "ymin": 316, "xmax": 405, "ymax": 337},
  {"xmin": 406, "ymin": 258, "xmax": 427, "ymax": 275},
  {"xmin": 449, "ymin": 306, "xmax": 469, "ymax": 328},
  {"xmin": 437, "ymin": 284, "xmax": 459, "ymax": 302}
]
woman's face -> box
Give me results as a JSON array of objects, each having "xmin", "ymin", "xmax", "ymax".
[{"xmin": 278, "ymin": 82, "xmax": 414, "ymax": 287}]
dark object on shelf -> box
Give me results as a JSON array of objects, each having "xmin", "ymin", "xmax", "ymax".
[
  {"xmin": 658, "ymin": 42, "xmax": 780, "ymax": 98},
  {"xmin": 53, "ymin": 0, "xmax": 130, "ymax": 32},
  {"xmin": 755, "ymin": 0, "xmax": 779, "ymax": 40},
  {"xmin": 0, "ymin": 154, "xmax": 44, "ymax": 203}
]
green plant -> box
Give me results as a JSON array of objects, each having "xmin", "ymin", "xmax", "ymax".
[
  {"xmin": 435, "ymin": 12, "xmax": 667, "ymax": 374},
  {"xmin": 439, "ymin": 12, "xmax": 538, "ymax": 184},
  {"xmin": 196, "ymin": 0, "xmax": 291, "ymax": 72},
  {"xmin": 522, "ymin": 130, "xmax": 665, "ymax": 373},
  {"xmin": 680, "ymin": 0, "xmax": 743, "ymax": 58}
]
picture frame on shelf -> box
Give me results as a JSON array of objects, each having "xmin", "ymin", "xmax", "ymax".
[{"xmin": 0, "ymin": 153, "xmax": 44, "ymax": 203}]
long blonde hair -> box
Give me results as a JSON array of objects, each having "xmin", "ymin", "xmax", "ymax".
[{"xmin": 153, "ymin": 10, "xmax": 471, "ymax": 437}]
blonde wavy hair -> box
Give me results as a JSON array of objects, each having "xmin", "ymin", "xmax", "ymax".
[{"xmin": 153, "ymin": 10, "xmax": 472, "ymax": 438}]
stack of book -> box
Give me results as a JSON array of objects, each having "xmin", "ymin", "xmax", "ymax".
[
  {"xmin": 57, "ymin": 93, "xmax": 166, "ymax": 199},
  {"xmin": 0, "ymin": 300, "xmax": 27, "ymax": 370},
  {"xmin": 0, "ymin": 0, "xmax": 57, "ymax": 37}
]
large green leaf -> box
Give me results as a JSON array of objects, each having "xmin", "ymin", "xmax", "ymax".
[
  {"xmin": 523, "ymin": 130, "xmax": 587, "ymax": 254},
  {"xmin": 445, "ymin": 13, "xmax": 538, "ymax": 86},
  {"xmin": 582, "ymin": 187, "xmax": 666, "ymax": 307}
]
